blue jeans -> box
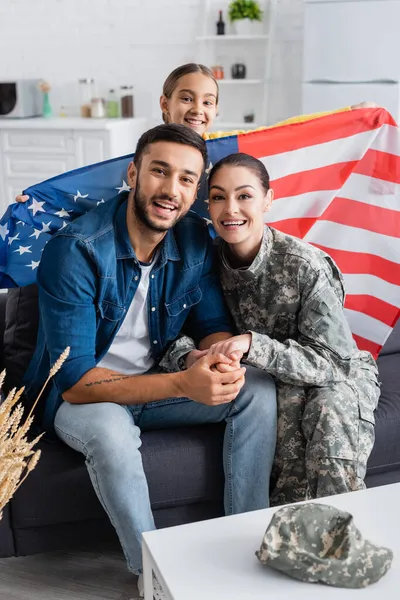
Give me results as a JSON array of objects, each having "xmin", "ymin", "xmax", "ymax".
[{"xmin": 54, "ymin": 365, "xmax": 276, "ymax": 573}]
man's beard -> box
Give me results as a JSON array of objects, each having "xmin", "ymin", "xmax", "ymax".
[{"xmin": 132, "ymin": 180, "xmax": 189, "ymax": 233}]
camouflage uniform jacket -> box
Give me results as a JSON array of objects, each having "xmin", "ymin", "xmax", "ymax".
[{"xmin": 218, "ymin": 226, "xmax": 378, "ymax": 390}]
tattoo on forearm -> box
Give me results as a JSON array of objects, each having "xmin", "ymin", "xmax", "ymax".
[{"xmin": 85, "ymin": 374, "xmax": 134, "ymax": 387}]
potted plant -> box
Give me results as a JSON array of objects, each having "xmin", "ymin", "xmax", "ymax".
[{"xmin": 228, "ymin": 0, "xmax": 263, "ymax": 35}]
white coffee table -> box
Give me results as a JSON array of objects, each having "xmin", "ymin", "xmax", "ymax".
[{"xmin": 142, "ymin": 483, "xmax": 400, "ymax": 599}]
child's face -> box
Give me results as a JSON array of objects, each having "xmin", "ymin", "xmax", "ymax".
[{"xmin": 160, "ymin": 72, "xmax": 218, "ymax": 136}]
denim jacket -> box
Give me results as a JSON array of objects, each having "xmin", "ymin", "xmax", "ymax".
[{"xmin": 24, "ymin": 195, "xmax": 232, "ymax": 431}]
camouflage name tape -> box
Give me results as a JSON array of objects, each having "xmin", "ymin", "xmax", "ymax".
[{"xmin": 256, "ymin": 503, "xmax": 393, "ymax": 588}]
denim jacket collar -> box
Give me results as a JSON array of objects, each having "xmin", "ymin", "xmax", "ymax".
[{"xmin": 114, "ymin": 197, "xmax": 181, "ymax": 264}]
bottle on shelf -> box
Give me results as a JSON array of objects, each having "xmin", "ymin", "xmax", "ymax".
[{"xmin": 216, "ymin": 10, "xmax": 225, "ymax": 35}]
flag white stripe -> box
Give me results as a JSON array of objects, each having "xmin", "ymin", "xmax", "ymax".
[
  {"xmin": 304, "ymin": 221, "xmax": 400, "ymax": 264},
  {"xmin": 264, "ymin": 129, "xmax": 380, "ymax": 181},
  {"xmin": 267, "ymin": 190, "xmax": 334, "ymax": 222},
  {"xmin": 344, "ymin": 308, "xmax": 391, "ymax": 345},
  {"xmin": 339, "ymin": 173, "xmax": 400, "ymax": 212},
  {"xmin": 344, "ymin": 274, "xmax": 400, "ymax": 309},
  {"xmin": 370, "ymin": 124, "xmax": 400, "ymax": 156},
  {"xmin": 268, "ymin": 172, "xmax": 400, "ymax": 222}
]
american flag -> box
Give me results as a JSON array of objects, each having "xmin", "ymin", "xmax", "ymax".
[{"xmin": 0, "ymin": 108, "xmax": 399, "ymax": 357}]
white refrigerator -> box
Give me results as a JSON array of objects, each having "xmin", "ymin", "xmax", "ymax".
[{"xmin": 302, "ymin": 0, "xmax": 400, "ymax": 121}]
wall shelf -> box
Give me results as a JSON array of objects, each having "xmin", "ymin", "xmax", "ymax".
[
  {"xmin": 196, "ymin": 0, "xmax": 277, "ymax": 126},
  {"xmin": 217, "ymin": 79, "xmax": 264, "ymax": 85},
  {"xmin": 196, "ymin": 34, "xmax": 269, "ymax": 41}
]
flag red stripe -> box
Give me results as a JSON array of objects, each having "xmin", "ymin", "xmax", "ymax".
[
  {"xmin": 344, "ymin": 295, "xmax": 400, "ymax": 328},
  {"xmin": 312, "ymin": 244, "xmax": 400, "ymax": 286},
  {"xmin": 355, "ymin": 149, "xmax": 400, "ymax": 184},
  {"xmin": 272, "ymin": 162, "xmax": 357, "ymax": 198},
  {"xmin": 269, "ymin": 218, "xmax": 317, "ymax": 239},
  {"xmin": 320, "ymin": 196, "xmax": 400, "ymax": 237},
  {"xmin": 238, "ymin": 108, "xmax": 395, "ymax": 158},
  {"xmin": 352, "ymin": 334, "xmax": 382, "ymax": 357}
]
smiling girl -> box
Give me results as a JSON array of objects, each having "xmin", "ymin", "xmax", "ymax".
[{"xmin": 202, "ymin": 152, "xmax": 380, "ymax": 505}]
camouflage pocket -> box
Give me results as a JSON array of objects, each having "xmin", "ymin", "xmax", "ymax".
[{"xmin": 356, "ymin": 403, "xmax": 375, "ymax": 479}]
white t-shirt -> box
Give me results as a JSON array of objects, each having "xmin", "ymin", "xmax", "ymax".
[{"xmin": 97, "ymin": 260, "xmax": 155, "ymax": 375}]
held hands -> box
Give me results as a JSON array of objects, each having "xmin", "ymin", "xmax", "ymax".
[
  {"xmin": 185, "ymin": 333, "xmax": 251, "ymax": 371},
  {"xmin": 179, "ymin": 352, "xmax": 246, "ymax": 406},
  {"xmin": 179, "ymin": 334, "xmax": 252, "ymax": 406},
  {"xmin": 207, "ymin": 334, "xmax": 252, "ymax": 364}
]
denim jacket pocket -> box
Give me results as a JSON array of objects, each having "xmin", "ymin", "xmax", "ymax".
[
  {"xmin": 165, "ymin": 286, "xmax": 202, "ymax": 317},
  {"xmin": 97, "ymin": 301, "xmax": 126, "ymax": 322}
]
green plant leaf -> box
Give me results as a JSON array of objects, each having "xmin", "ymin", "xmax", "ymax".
[{"xmin": 228, "ymin": 0, "xmax": 263, "ymax": 22}]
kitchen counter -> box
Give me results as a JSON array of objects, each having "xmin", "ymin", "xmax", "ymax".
[{"xmin": 0, "ymin": 116, "xmax": 146, "ymax": 130}]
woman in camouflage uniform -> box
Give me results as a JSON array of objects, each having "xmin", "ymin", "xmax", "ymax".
[{"xmin": 204, "ymin": 152, "xmax": 380, "ymax": 505}]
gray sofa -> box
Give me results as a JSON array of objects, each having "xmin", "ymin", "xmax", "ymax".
[{"xmin": 0, "ymin": 286, "xmax": 399, "ymax": 558}]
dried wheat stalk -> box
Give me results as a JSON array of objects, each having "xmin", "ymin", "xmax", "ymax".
[{"xmin": 0, "ymin": 346, "xmax": 70, "ymax": 520}]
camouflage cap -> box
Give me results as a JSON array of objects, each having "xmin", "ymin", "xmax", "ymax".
[{"xmin": 256, "ymin": 503, "xmax": 393, "ymax": 588}]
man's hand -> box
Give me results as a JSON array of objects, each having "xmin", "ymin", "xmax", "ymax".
[
  {"xmin": 177, "ymin": 353, "xmax": 246, "ymax": 405},
  {"xmin": 207, "ymin": 334, "xmax": 252, "ymax": 363}
]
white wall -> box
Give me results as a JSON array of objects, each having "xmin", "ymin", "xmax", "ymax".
[{"xmin": 0, "ymin": 0, "xmax": 304, "ymax": 125}]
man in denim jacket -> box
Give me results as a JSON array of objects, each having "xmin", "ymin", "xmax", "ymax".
[{"xmin": 24, "ymin": 124, "xmax": 277, "ymax": 589}]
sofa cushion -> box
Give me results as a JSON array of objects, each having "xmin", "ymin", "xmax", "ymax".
[
  {"xmin": 4, "ymin": 285, "xmax": 39, "ymax": 395},
  {"xmin": 11, "ymin": 423, "xmax": 225, "ymax": 529},
  {"xmin": 368, "ymin": 353, "xmax": 400, "ymax": 471},
  {"xmin": 379, "ymin": 319, "xmax": 400, "ymax": 356}
]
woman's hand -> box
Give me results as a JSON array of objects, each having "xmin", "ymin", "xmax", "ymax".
[
  {"xmin": 207, "ymin": 334, "xmax": 252, "ymax": 363},
  {"xmin": 185, "ymin": 348, "xmax": 208, "ymax": 369},
  {"xmin": 15, "ymin": 195, "xmax": 29, "ymax": 203}
]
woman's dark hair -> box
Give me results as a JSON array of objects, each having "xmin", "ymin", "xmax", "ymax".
[
  {"xmin": 162, "ymin": 63, "xmax": 219, "ymax": 123},
  {"xmin": 134, "ymin": 123, "xmax": 208, "ymax": 172},
  {"xmin": 208, "ymin": 153, "xmax": 270, "ymax": 193}
]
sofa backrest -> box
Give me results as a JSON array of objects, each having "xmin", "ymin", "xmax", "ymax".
[
  {"xmin": 4, "ymin": 285, "xmax": 39, "ymax": 394},
  {"xmin": 378, "ymin": 319, "xmax": 400, "ymax": 356}
]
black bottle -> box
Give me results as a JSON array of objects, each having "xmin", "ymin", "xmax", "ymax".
[{"xmin": 217, "ymin": 10, "xmax": 225, "ymax": 35}]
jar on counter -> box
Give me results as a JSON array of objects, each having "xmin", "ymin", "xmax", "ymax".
[
  {"xmin": 90, "ymin": 97, "xmax": 106, "ymax": 118},
  {"xmin": 107, "ymin": 89, "xmax": 119, "ymax": 118},
  {"xmin": 120, "ymin": 86, "xmax": 134, "ymax": 118},
  {"xmin": 79, "ymin": 78, "xmax": 94, "ymax": 118}
]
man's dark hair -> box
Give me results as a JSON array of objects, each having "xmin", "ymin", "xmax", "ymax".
[
  {"xmin": 134, "ymin": 123, "xmax": 208, "ymax": 173},
  {"xmin": 208, "ymin": 152, "xmax": 270, "ymax": 193}
]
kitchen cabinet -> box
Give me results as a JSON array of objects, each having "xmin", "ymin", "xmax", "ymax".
[{"xmin": 0, "ymin": 117, "xmax": 147, "ymax": 215}]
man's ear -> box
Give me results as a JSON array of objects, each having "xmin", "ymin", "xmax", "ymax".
[
  {"xmin": 264, "ymin": 188, "xmax": 274, "ymax": 213},
  {"xmin": 127, "ymin": 161, "xmax": 137, "ymax": 189}
]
